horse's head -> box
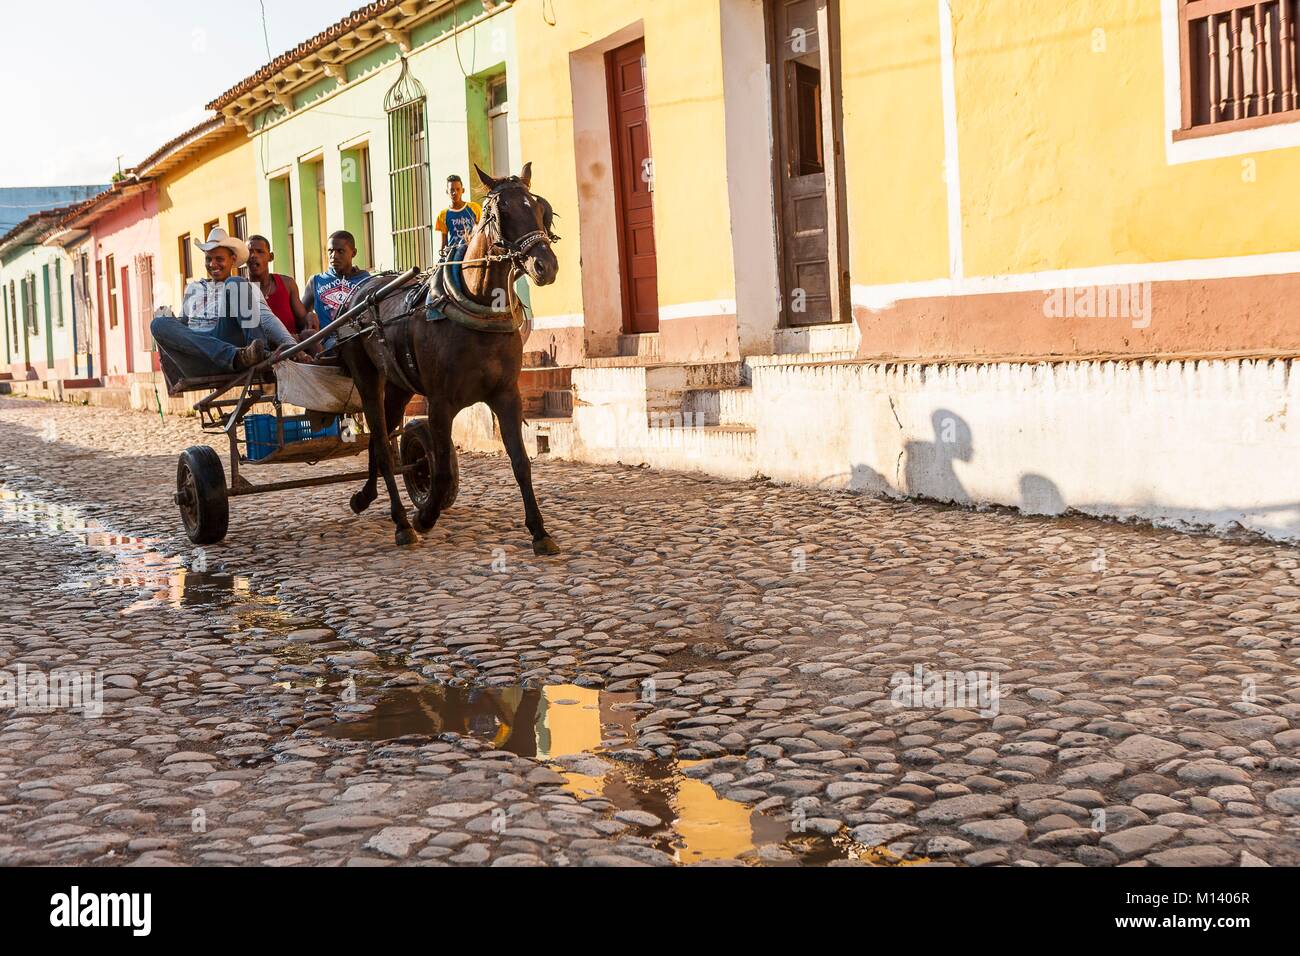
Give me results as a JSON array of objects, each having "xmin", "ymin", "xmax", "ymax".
[{"xmin": 475, "ymin": 162, "xmax": 560, "ymax": 286}]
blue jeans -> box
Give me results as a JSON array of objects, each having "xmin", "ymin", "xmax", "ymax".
[{"xmin": 151, "ymin": 313, "xmax": 267, "ymax": 384}]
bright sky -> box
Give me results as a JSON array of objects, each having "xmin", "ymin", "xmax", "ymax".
[{"xmin": 0, "ymin": 0, "xmax": 364, "ymax": 186}]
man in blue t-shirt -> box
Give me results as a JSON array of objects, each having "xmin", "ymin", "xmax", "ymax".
[
  {"xmin": 301, "ymin": 231, "xmax": 371, "ymax": 349},
  {"xmin": 436, "ymin": 174, "xmax": 483, "ymax": 255}
]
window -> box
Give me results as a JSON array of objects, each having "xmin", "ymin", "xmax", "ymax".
[
  {"xmin": 105, "ymin": 255, "xmax": 118, "ymax": 328},
  {"xmin": 361, "ymin": 145, "xmax": 375, "ymax": 269},
  {"xmin": 386, "ymin": 58, "xmax": 434, "ymax": 270},
  {"xmin": 179, "ymin": 233, "xmax": 193, "ymax": 286},
  {"xmin": 8, "ymin": 282, "xmax": 18, "ymax": 353},
  {"xmin": 229, "ymin": 210, "xmax": 249, "ymax": 277},
  {"xmin": 23, "ymin": 274, "xmax": 38, "ymax": 337},
  {"xmin": 789, "ymin": 60, "xmax": 825, "ymax": 176},
  {"xmin": 342, "ymin": 143, "xmax": 376, "ymax": 270},
  {"xmin": 1177, "ymin": 0, "xmax": 1300, "ymax": 139},
  {"xmin": 488, "ymin": 74, "xmax": 511, "ymax": 179},
  {"xmin": 298, "ymin": 158, "xmax": 328, "ymax": 278},
  {"xmin": 204, "ymin": 219, "xmax": 220, "ymax": 239},
  {"xmin": 268, "ymin": 175, "xmax": 294, "ymax": 282},
  {"xmin": 53, "ymin": 259, "xmax": 64, "ymax": 328}
]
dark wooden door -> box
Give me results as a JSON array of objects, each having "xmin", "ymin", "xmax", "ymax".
[
  {"xmin": 607, "ymin": 38, "xmax": 659, "ymax": 335},
  {"xmin": 770, "ymin": 0, "xmax": 843, "ymax": 326}
]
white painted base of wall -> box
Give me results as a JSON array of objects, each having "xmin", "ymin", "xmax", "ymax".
[{"xmin": 453, "ymin": 356, "xmax": 1300, "ymax": 543}]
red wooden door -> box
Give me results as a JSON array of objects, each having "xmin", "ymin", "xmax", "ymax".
[{"xmin": 607, "ymin": 38, "xmax": 659, "ymax": 335}]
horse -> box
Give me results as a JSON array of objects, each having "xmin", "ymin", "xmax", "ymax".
[{"xmin": 335, "ymin": 162, "xmax": 561, "ymax": 553}]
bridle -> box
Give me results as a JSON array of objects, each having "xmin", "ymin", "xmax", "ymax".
[{"xmin": 474, "ymin": 181, "xmax": 559, "ymax": 268}]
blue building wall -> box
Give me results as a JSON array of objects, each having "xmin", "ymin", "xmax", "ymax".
[{"xmin": 0, "ymin": 185, "xmax": 107, "ymax": 237}]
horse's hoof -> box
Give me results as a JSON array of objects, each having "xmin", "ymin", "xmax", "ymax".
[
  {"xmin": 413, "ymin": 509, "xmax": 437, "ymax": 533},
  {"xmin": 350, "ymin": 489, "xmax": 376, "ymax": 514},
  {"xmin": 396, "ymin": 528, "xmax": 420, "ymax": 547},
  {"xmin": 532, "ymin": 535, "xmax": 561, "ymax": 556}
]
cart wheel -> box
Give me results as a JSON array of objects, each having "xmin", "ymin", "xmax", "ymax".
[
  {"xmin": 176, "ymin": 445, "xmax": 229, "ymax": 545},
  {"xmin": 401, "ymin": 420, "xmax": 459, "ymax": 512}
]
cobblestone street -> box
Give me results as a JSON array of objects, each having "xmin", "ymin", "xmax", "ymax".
[{"xmin": 0, "ymin": 395, "xmax": 1297, "ymax": 867}]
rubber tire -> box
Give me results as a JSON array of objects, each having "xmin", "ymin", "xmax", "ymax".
[
  {"xmin": 177, "ymin": 445, "xmax": 229, "ymax": 545},
  {"xmin": 401, "ymin": 419, "xmax": 459, "ymax": 512}
]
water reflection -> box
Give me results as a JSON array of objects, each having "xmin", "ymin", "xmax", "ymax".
[
  {"xmin": 329, "ymin": 682, "xmax": 806, "ymax": 864},
  {"xmin": 0, "ymin": 483, "xmax": 248, "ymax": 612}
]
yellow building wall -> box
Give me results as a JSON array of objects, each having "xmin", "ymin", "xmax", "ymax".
[
  {"xmin": 155, "ymin": 134, "xmax": 261, "ymax": 311},
  {"xmin": 514, "ymin": 0, "xmax": 735, "ymax": 320},
  {"xmin": 954, "ymin": 0, "xmax": 1300, "ymax": 276},
  {"xmin": 841, "ymin": 0, "xmax": 951, "ymax": 286}
]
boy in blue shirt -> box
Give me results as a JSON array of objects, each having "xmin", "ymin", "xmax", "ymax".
[
  {"xmin": 436, "ymin": 174, "xmax": 483, "ymax": 255},
  {"xmin": 301, "ymin": 231, "xmax": 371, "ymax": 349}
]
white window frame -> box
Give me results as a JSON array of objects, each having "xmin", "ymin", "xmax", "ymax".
[{"xmin": 1162, "ymin": 0, "xmax": 1300, "ymax": 164}]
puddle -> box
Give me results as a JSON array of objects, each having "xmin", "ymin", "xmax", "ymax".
[
  {"xmin": 326, "ymin": 681, "xmax": 908, "ymax": 866},
  {"xmin": 0, "ymin": 483, "xmax": 259, "ymax": 613},
  {"xmin": 0, "ymin": 481, "xmax": 916, "ymax": 866}
]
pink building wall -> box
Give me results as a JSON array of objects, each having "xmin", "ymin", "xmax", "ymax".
[{"xmin": 86, "ymin": 187, "xmax": 160, "ymax": 383}]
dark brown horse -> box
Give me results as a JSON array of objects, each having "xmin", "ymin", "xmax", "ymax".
[{"xmin": 337, "ymin": 163, "xmax": 560, "ymax": 553}]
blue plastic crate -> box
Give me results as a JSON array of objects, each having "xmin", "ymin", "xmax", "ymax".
[{"xmin": 244, "ymin": 413, "xmax": 341, "ymax": 461}]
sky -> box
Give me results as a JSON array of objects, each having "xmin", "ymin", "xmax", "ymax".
[{"xmin": 0, "ymin": 0, "xmax": 364, "ymax": 186}]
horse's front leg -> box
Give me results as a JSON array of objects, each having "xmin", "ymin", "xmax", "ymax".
[
  {"xmin": 351, "ymin": 347, "xmax": 417, "ymax": 546},
  {"xmin": 490, "ymin": 389, "xmax": 559, "ymax": 555},
  {"xmin": 350, "ymin": 429, "xmax": 380, "ymax": 514}
]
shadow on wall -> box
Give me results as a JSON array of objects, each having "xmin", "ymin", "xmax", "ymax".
[
  {"xmin": 840, "ymin": 409, "xmax": 973, "ymax": 505},
  {"xmin": 821, "ymin": 407, "xmax": 1300, "ymax": 539}
]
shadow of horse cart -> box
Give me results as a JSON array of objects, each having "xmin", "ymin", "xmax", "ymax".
[{"xmin": 173, "ymin": 163, "xmax": 562, "ymax": 554}]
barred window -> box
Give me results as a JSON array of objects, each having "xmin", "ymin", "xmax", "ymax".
[
  {"xmin": 387, "ymin": 57, "xmax": 434, "ymax": 271},
  {"xmin": 1177, "ymin": 1, "xmax": 1300, "ymax": 138}
]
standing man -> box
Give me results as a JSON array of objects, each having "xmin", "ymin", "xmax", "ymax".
[
  {"xmin": 435, "ymin": 174, "xmax": 482, "ymax": 255},
  {"xmin": 302, "ymin": 231, "xmax": 371, "ymax": 349},
  {"xmin": 246, "ymin": 235, "xmax": 308, "ymax": 339},
  {"xmin": 150, "ymin": 227, "xmax": 298, "ymax": 388}
]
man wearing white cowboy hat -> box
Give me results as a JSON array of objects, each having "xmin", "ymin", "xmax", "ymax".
[{"xmin": 150, "ymin": 226, "xmax": 301, "ymax": 387}]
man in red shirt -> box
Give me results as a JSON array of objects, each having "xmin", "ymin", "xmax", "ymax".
[{"xmin": 246, "ymin": 235, "xmax": 309, "ymax": 340}]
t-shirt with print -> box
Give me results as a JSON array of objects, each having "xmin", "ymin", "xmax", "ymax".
[
  {"xmin": 309, "ymin": 268, "xmax": 371, "ymax": 329},
  {"xmin": 436, "ymin": 201, "xmax": 483, "ymax": 246}
]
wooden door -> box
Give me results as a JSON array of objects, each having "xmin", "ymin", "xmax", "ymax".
[
  {"xmin": 769, "ymin": 0, "xmax": 847, "ymax": 326},
  {"xmin": 607, "ymin": 38, "xmax": 659, "ymax": 335},
  {"xmin": 120, "ymin": 265, "xmax": 134, "ymax": 374}
]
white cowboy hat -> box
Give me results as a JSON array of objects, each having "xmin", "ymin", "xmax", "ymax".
[{"xmin": 194, "ymin": 227, "xmax": 248, "ymax": 266}]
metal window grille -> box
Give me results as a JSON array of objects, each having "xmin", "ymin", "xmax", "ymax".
[
  {"xmin": 387, "ymin": 57, "xmax": 434, "ymax": 270},
  {"xmin": 1181, "ymin": 1, "xmax": 1300, "ymax": 132}
]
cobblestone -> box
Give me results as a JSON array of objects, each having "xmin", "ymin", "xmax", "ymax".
[{"xmin": 0, "ymin": 397, "xmax": 1298, "ymax": 866}]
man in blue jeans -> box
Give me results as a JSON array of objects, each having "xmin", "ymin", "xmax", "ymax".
[{"xmin": 150, "ymin": 227, "xmax": 299, "ymax": 388}]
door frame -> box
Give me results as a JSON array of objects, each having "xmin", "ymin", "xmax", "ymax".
[
  {"xmin": 764, "ymin": 0, "xmax": 850, "ymax": 328},
  {"xmin": 605, "ymin": 36, "xmax": 658, "ymax": 336}
]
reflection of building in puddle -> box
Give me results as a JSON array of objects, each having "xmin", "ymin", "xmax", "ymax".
[
  {"xmin": 1, "ymin": 483, "xmax": 250, "ymax": 613},
  {"xmin": 541, "ymin": 687, "xmax": 782, "ymax": 863}
]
